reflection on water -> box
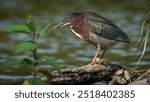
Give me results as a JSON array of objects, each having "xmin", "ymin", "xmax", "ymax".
[{"xmin": 0, "ymin": 0, "xmax": 150, "ymax": 84}]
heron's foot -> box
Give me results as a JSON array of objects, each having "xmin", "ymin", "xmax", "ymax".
[
  {"xmin": 91, "ymin": 58, "xmax": 103, "ymax": 65},
  {"xmin": 91, "ymin": 57, "xmax": 108, "ymax": 66},
  {"xmin": 97, "ymin": 58, "xmax": 107, "ymax": 65}
]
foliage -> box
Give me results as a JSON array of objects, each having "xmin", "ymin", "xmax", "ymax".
[
  {"xmin": 15, "ymin": 41, "xmax": 36, "ymax": 54},
  {"xmin": 43, "ymin": 56, "xmax": 61, "ymax": 71},
  {"xmin": 134, "ymin": 12, "xmax": 150, "ymax": 67},
  {"xmin": 2, "ymin": 59, "xmax": 21, "ymax": 68},
  {"xmin": 137, "ymin": 24, "xmax": 150, "ymax": 64},
  {"xmin": 23, "ymin": 79, "xmax": 46, "ymax": 85},
  {"xmin": 2, "ymin": 15, "xmax": 60, "ymax": 84}
]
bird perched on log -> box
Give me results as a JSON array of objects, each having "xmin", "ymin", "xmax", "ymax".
[{"xmin": 50, "ymin": 12, "xmax": 130, "ymax": 64}]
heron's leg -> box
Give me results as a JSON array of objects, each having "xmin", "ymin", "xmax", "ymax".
[
  {"xmin": 101, "ymin": 51, "xmax": 106, "ymax": 59},
  {"xmin": 91, "ymin": 44, "xmax": 100, "ymax": 64}
]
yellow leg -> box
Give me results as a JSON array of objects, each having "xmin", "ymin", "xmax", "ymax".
[{"xmin": 91, "ymin": 44, "xmax": 100, "ymax": 64}]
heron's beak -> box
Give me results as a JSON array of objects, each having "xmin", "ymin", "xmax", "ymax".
[
  {"xmin": 49, "ymin": 21, "xmax": 70, "ymax": 31},
  {"xmin": 60, "ymin": 21, "xmax": 70, "ymax": 27}
]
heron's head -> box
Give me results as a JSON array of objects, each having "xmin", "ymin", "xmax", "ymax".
[{"xmin": 50, "ymin": 12, "xmax": 82, "ymax": 30}]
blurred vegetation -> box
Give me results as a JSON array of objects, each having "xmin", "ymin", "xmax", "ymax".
[
  {"xmin": 135, "ymin": 12, "xmax": 150, "ymax": 68},
  {"xmin": 1, "ymin": 15, "xmax": 60, "ymax": 85}
]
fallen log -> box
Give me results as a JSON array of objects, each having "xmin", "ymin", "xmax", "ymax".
[
  {"xmin": 44, "ymin": 58, "xmax": 150, "ymax": 85},
  {"xmin": 48, "ymin": 59, "xmax": 125, "ymax": 85}
]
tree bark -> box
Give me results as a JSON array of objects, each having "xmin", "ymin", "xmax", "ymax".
[
  {"xmin": 129, "ymin": 69, "xmax": 150, "ymax": 85},
  {"xmin": 48, "ymin": 59, "xmax": 125, "ymax": 85},
  {"xmin": 45, "ymin": 59, "xmax": 150, "ymax": 85}
]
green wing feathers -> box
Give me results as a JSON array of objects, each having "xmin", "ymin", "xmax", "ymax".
[{"xmin": 85, "ymin": 12, "xmax": 130, "ymax": 43}]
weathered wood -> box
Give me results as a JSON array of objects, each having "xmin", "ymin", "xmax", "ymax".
[
  {"xmin": 109, "ymin": 69, "xmax": 131, "ymax": 85},
  {"xmin": 48, "ymin": 59, "xmax": 123, "ymax": 85},
  {"xmin": 129, "ymin": 69, "xmax": 150, "ymax": 85},
  {"xmin": 44, "ymin": 58, "xmax": 150, "ymax": 85}
]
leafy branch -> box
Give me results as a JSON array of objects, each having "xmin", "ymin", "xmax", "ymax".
[{"xmin": 2, "ymin": 15, "xmax": 60, "ymax": 84}]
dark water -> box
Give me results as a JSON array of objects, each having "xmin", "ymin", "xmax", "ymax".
[{"xmin": 0, "ymin": 0, "xmax": 150, "ymax": 84}]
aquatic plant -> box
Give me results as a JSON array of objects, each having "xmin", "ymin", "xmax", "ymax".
[{"xmin": 2, "ymin": 15, "xmax": 60, "ymax": 84}]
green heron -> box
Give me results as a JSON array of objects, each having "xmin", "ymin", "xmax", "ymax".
[{"xmin": 51, "ymin": 12, "xmax": 130, "ymax": 64}]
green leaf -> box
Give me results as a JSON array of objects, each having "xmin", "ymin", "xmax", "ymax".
[
  {"xmin": 26, "ymin": 15, "xmax": 36, "ymax": 32},
  {"xmin": 23, "ymin": 79, "xmax": 46, "ymax": 85},
  {"xmin": 2, "ymin": 59, "xmax": 21, "ymax": 68},
  {"xmin": 23, "ymin": 79, "xmax": 31, "ymax": 85},
  {"xmin": 43, "ymin": 56, "xmax": 61, "ymax": 71},
  {"xmin": 38, "ymin": 21, "xmax": 59, "ymax": 36},
  {"xmin": 38, "ymin": 69, "xmax": 53, "ymax": 81},
  {"xmin": 22, "ymin": 58, "xmax": 33, "ymax": 65},
  {"xmin": 15, "ymin": 41, "xmax": 36, "ymax": 54},
  {"xmin": 3, "ymin": 25, "xmax": 31, "ymax": 33}
]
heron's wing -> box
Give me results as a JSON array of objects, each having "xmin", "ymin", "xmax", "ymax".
[{"xmin": 85, "ymin": 12, "xmax": 130, "ymax": 43}]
